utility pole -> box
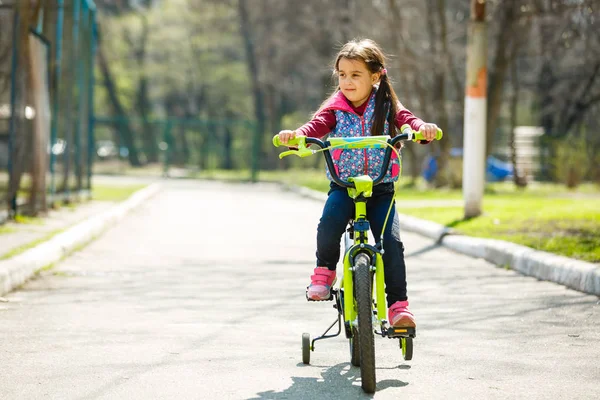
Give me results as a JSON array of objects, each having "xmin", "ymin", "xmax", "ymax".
[{"xmin": 463, "ymin": 0, "xmax": 487, "ymax": 218}]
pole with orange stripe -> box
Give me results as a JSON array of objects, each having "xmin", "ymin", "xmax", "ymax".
[{"xmin": 463, "ymin": 0, "xmax": 487, "ymax": 218}]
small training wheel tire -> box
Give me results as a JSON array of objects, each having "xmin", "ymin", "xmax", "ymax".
[
  {"xmin": 302, "ymin": 333, "xmax": 311, "ymax": 364},
  {"xmin": 401, "ymin": 337, "xmax": 413, "ymax": 361}
]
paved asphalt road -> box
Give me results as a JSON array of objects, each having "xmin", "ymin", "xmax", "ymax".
[{"xmin": 1, "ymin": 180, "xmax": 599, "ymax": 399}]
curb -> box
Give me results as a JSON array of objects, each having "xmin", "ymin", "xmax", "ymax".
[
  {"xmin": 0, "ymin": 183, "xmax": 162, "ymax": 296},
  {"xmin": 280, "ymin": 183, "xmax": 600, "ymax": 297}
]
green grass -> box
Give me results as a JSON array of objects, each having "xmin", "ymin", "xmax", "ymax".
[
  {"xmin": 0, "ymin": 226, "xmax": 16, "ymax": 235},
  {"xmin": 92, "ymin": 184, "xmax": 148, "ymax": 201},
  {"xmin": 398, "ymin": 194, "xmax": 600, "ymax": 263},
  {"xmin": 14, "ymin": 215, "xmax": 45, "ymax": 225},
  {"xmin": 0, "ymin": 228, "xmax": 66, "ymax": 260},
  {"xmin": 93, "ymin": 161, "xmax": 166, "ymax": 177}
]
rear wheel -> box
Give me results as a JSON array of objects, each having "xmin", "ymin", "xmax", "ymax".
[
  {"xmin": 354, "ymin": 253, "xmax": 376, "ymax": 393},
  {"xmin": 302, "ymin": 333, "xmax": 311, "ymax": 364}
]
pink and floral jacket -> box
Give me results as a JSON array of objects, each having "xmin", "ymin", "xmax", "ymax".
[{"xmin": 296, "ymin": 88, "xmax": 425, "ymax": 183}]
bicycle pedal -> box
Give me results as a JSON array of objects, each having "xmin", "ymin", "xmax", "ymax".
[{"xmin": 384, "ymin": 326, "xmax": 416, "ymax": 338}]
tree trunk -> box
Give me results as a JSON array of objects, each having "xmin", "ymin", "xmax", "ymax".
[
  {"xmin": 97, "ymin": 24, "xmax": 141, "ymax": 166},
  {"xmin": 27, "ymin": 29, "xmax": 50, "ymax": 213},
  {"xmin": 556, "ymin": 62, "xmax": 600, "ymax": 137},
  {"xmin": 222, "ymin": 112, "xmax": 234, "ymax": 170},
  {"xmin": 198, "ymin": 130, "xmax": 208, "ymax": 170},
  {"xmin": 136, "ymin": 15, "xmax": 158, "ymax": 163},
  {"xmin": 339, "ymin": 0, "xmax": 354, "ymax": 42},
  {"xmin": 387, "ymin": 0, "xmax": 420, "ymax": 184},
  {"xmin": 509, "ymin": 54, "xmax": 526, "ymax": 188},
  {"xmin": 238, "ymin": 0, "xmax": 266, "ymax": 181},
  {"xmin": 432, "ymin": 0, "xmax": 452, "ymax": 188},
  {"xmin": 16, "ymin": 0, "xmax": 46, "ymax": 214},
  {"xmin": 176, "ymin": 124, "xmax": 190, "ymax": 166},
  {"xmin": 486, "ymin": 1, "xmax": 517, "ymax": 156},
  {"xmin": 7, "ymin": 8, "xmax": 27, "ymax": 216}
]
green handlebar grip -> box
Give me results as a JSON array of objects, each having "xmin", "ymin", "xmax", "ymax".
[
  {"xmin": 400, "ymin": 124, "xmax": 443, "ymax": 141},
  {"xmin": 413, "ymin": 128, "xmax": 443, "ymax": 141},
  {"xmin": 272, "ymin": 134, "xmax": 302, "ymax": 147}
]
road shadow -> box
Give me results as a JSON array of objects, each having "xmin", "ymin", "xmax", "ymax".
[
  {"xmin": 246, "ymin": 362, "xmax": 409, "ymax": 399},
  {"xmin": 404, "ymin": 242, "xmax": 442, "ymax": 258}
]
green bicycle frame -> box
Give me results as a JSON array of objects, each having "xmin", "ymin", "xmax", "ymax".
[
  {"xmin": 273, "ymin": 127, "xmax": 443, "ymax": 329},
  {"xmin": 341, "ymin": 175, "xmax": 387, "ymax": 329}
]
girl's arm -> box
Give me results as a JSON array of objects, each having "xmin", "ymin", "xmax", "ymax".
[
  {"xmin": 394, "ymin": 102, "xmax": 425, "ymax": 132},
  {"xmin": 295, "ymin": 109, "xmax": 337, "ymax": 139},
  {"xmin": 394, "ymin": 103, "xmax": 431, "ymax": 144}
]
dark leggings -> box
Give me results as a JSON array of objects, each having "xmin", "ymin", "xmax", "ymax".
[{"xmin": 315, "ymin": 183, "xmax": 408, "ymax": 305}]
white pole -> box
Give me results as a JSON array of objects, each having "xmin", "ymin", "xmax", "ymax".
[{"xmin": 463, "ymin": 0, "xmax": 487, "ymax": 218}]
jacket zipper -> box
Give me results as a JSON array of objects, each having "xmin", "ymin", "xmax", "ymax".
[{"xmin": 361, "ymin": 116, "xmax": 368, "ymax": 175}]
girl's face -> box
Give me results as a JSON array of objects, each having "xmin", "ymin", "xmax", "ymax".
[{"xmin": 337, "ymin": 57, "xmax": 380, "ymax": 108}]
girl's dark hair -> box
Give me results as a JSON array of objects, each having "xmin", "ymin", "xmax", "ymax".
[{"xmin": 317, "ymin": 38, "xmax": 401, "ymax": 137}]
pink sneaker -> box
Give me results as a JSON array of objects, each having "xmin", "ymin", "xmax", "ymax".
[
  {"xmin": 306, "ymin": 267, "xmax": 336, "ymax": 301},
  {"xmin": 388, "ymin": 300, "xmax": 416, "ymax": 328}
]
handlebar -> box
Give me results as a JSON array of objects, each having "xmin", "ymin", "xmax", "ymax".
[
  {"xmin": 273, "ymin": 124, "xmax": 443, "ymax": 189},
  {"xmin": 273, "ymin": 124, "xmax": 442, "ymax": 148}
]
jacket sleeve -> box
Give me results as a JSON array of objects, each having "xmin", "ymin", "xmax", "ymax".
[
  {"xmin": 394, "ymin": 106, "xmax": 431, "ymax": 144},
  {"xmin": 295, "ymin": 109, "xmax": 337, "ymax": 139}
]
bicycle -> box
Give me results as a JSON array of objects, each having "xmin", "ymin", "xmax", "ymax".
[{"xmin": 273, "ymin": 124, "xmax": 443, "ymax": 393}]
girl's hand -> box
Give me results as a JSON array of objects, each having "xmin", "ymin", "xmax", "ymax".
[
  {"xmin": 277, "ymin": 130, "xmax": 297, "ymax": 145},
  {"xmin": 418, "ymin": 123, "xmax": 439, "ymax": 141}
]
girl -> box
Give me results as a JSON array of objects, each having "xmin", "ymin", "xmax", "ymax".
[{"xmin": 277, "ymin": 39, "xmax": 439, "ymax": 328}]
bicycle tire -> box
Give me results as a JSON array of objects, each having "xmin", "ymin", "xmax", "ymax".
[
  {"xmin": 302, "ymin": 333, "xmax": 311, "ymax": 364},
  {"xmin": 354, "ymin": 253, "xmax": 376, "ymax": 393},
  {"xmin": 401, "ymin": 337, "xmax": 413, "ymax": 361}
]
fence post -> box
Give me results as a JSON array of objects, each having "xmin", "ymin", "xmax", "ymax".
[
  {"xmin": 162, "ymin": 120, "xmax": 173, "ymax": 177},
  {"xmin": 74, "ymin": 0, "xmax": 84, "ymax": 194},
  {"xmin": 49, "ymin": 0, "xmax": 64, "ymax": 205},
  {"xmin": 87, "ymin": 5, "xmax": 97, "ymax": 191},
  {"xmin": 251, "ymin": 120, "xmax": 259, "ymax": 182}
]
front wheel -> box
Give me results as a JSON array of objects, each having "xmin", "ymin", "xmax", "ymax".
[{"xmin": 354, "ymin": 253, "xmax": 376, "ymax": 393}]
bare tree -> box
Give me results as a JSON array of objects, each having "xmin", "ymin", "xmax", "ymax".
[{"xmin": 97, "ymin": 21, "xmax": 142, "ymax": 166}]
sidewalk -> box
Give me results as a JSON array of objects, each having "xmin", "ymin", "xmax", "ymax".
[
  {"xmin": 0, "ymin": 179, "xmax": 162, "ymax": 296},
  {"xmin": 0, "ymin": 202, "xmax": 115, "ymax": 259}
]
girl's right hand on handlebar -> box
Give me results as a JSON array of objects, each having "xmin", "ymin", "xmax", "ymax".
[{"xmin": 278, "ymin": 130, "xmax": 298, "ymax": 145}]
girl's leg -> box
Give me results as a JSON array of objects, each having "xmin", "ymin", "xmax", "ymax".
[
  {"xmin": 308, "ymin": 187, "xmax": 354, "ymax": 300},
  {"xmin": 315, "ymin": 187, "xmax": 354, "ymax": 270},
  {"xmin": 367, "ymin": 193, "xmax": 408, "ymax": 305}
]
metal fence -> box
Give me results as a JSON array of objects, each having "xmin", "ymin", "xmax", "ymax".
[
  {"xmin": 0, "ymin": 0, "xmax": 97, "ymax": 222},
  {"xmin": 92, "ymin": 116, "xmax": 260, "ymax": 179}
]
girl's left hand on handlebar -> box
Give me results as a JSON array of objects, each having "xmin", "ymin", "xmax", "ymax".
[{"xmin": 418, "ymin": 123, "xmax": 439, "ymax": 141}]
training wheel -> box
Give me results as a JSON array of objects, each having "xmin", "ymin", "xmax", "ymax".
[
  {"xmin": 302, "ymin": 333, "xmax": 311, "ymax": 364},
  {"xmin": 400, "ymin": 337, "xmax": 413, "ymax": 361}
]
